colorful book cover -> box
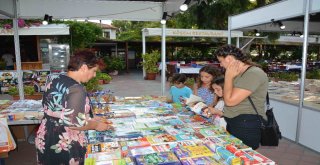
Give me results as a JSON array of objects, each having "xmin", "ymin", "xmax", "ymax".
[
  {"xmin": 185, "ymin": 145, "xmax": 214, "ymax": 158},
  {"xmin": 180, "ymin": 156, "xmax": 221, "ymax": 165},
  {"xmin": 159, "ymin": 116, "xmax": 185, "ymax": 126},
  {"xmin": 86, "ymin": 148, "xmax": 122, "ymax": 162},
  {"xmin": 129, "ymin": 146, "xmax": 156, "ymax": 156},
  {"xmin": 152, "ymin": 144, "xmax": 172, "ymax": 152},
  {"xmin": 87, "ymin": 141, "xmax": 119, "ymax": 154},
  {"xmin": 243, "ymin": 149, "xmax": 276, "ymax": 165},
  {"xmin": 216, "ymin": 135, "xmax": 250, "ymax": 150},
  {"xmin": 175, "ymin": 134, "xmax": 197, "ymax": 141},
  {"xmin": 135, "ymin": 152, "xmax": 181, "ymax": 165},
  {"xmin": 142, "ymin": 128, "xmax": 167, "ymax": 136},
  {"xmin": 125, "ymin": 137, "xmax": 150, "ymax": 149},
  {"xmin": 145, "ymin": 122, "xmax": 163, "ymax": 129},
  {"xmin": 215, "ymin": 146, "xmax": 241, "ymax": 165},
  {"xmin": 146, "ymin": 134, "xmax": 177, "ymax": 145},
  {"xmin": 173, "ymin": 145, "xmax": 214, "ymax": 160},
  {"xmin": 163, "ymin": 126, "xmax": 183, "ymax": 135},
  {"xmin": 133, "ymin": 122, "xmax": 147, "ymax": 130}
]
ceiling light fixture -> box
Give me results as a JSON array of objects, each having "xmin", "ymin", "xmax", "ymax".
[
  {"xmin": 254, "ymin": 29, "xmax": 260, "ymax": 36},
  {"xmin": 278, "ymin": 21, "xmax": 285, "ymax": 30},
  {"xmin": 42, "ymin": 14, "xmax": 49, "ymax": 25},
  {"xmin": 160, "ymin": 12, "xmax": 167, "ymax": 25},
  {"xmin": 271, "ymin": 19, "xmax": 285, "ymax": 30},
  {"xmin": 42, "ymin": 14, "xmax": 53, "ymax": 25},
  {"xmin": 180, "ymin": 0, "xmax": 191, "ymax": 12}
]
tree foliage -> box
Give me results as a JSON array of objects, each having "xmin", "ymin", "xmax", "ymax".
[{"xmin": 54, "ymin": 21, "xmax": 102, "ymax": 50}]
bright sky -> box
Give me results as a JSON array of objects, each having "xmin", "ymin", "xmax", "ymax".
[
  {"xmin": 88, "ymin": 20, "xmax": 112, "ymax": 25},
  {"xmin": 67, "ymin": 19, "xmax": 112, "ymax": 25}
]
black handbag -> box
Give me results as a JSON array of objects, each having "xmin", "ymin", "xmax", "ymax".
[{"xmin": 248, "ymin": 93, "xmax": 282, "ymax": 146}]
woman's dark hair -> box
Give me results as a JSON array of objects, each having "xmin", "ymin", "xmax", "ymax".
[
  {"xmin": 68, "ymin": 49, "xmax": 98, "ymax": 71},
  {"xmin": 171, "ymin": 73, "xmax": 187, "ymax": 84},
  {"xmin": 215, "ymin": 44, "xmax": 259, "ymax": 67},
  {"xmin": 212, "ymin": 76, "xmax": 224, "ymax": 89},
  {"xmin": 197, "ymin": 65, "xmax": 222, "ymax": 92}
]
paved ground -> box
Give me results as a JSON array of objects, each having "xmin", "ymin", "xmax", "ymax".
[{"xmin": 3, "ymin": 70, "xmax": 320, "ymax": 165}]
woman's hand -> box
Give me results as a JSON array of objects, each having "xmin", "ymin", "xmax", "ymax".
[
  {"xmin": 225, "ymin": 59, "xmax": 241, "ymax": 79},
  {"xmin": 69, "ymin": 118, "xmax": 114, "ymax": 131}
]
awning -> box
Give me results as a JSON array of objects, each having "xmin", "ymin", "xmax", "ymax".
[{"xmin": 0, "ymin": 24, "xmax": 69, "ymax": 35}]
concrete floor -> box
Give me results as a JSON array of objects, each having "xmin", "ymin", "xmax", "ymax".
[{"xmin": 3, "ymin": 70, "xmax": 320, "ymax": 165}]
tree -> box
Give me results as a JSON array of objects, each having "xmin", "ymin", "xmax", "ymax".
[{"xmin": 55, "ymin": 21, "xmax": 102, "ymax": 50}]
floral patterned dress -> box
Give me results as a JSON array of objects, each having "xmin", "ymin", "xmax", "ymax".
[
  {"xmin": 197, "ymin": 87, "xmax": 215, "ymax": 106},
  {"xmin": 35, "ymin": 75, "xmax": 91, "ymax": 165}
]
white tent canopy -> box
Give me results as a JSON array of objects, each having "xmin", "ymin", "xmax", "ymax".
[
  {"xmin": 0, "ymin": 0, "xmax": 186, "ymax": 21},
  {"xmin": 0, "ymin": 24, "xmax": 69, "ymax": 35},
  {"xmin": 229, "ymin": 0, "xmax": 320, "ymax": 31},
  {"xmin": 0, "ymin": 0, "xmax": 192, "ymax": 99}
]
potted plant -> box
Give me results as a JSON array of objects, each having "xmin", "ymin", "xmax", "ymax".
[
  {"xmin": 8, "ymin": 85, "xmax": 42, "ymax": 100},
  {"xmin": 96, "ymin": 72, "xmax": 112, "ymax": 84},
  {"xmin": 141, "ymin": 50, "xmax": 160, "ymax": 80},
  {"xmin": 84, "ymin": 76, "xmax": 103, "ymax": 92},
  {"xmin": 104, "ymin": 57, "xmax": 126, "ymax": 76}
]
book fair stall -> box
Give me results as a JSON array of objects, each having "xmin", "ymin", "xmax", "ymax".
[{"xmin": 0, "ymin": 88, "xmax": 278, "ymax": 164}]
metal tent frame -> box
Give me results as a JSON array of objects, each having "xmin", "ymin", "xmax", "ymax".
[{"xmin": 227, "ymin": 0, "xmax": 320, "ymax": 146}]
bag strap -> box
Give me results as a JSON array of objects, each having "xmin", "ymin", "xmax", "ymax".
[{"xmin": 248, "ymin": 96, "xmax": 265, "ymax": 127}]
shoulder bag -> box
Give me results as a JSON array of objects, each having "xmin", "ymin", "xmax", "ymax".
[{"xmin": 248, "ymin": 93, "xmax": 282, "ymax": 146}]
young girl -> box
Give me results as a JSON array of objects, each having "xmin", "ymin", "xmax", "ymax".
[
  {"xmin": 193, "ymin": 65, "xmax": 221, "ymax": 107},
  {"xmin": 203, "ymin": 77, "xmax": 226, "ymax": 129}
]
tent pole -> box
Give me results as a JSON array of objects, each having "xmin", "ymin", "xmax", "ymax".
[
  {"xmin": 142, "ymin": 30, "xmax": 146, "ymax": 79},
  {"xmin": 236, "ymin": 37, "xmax": 239, "ymax": 48},
  {"xmin": 227, "ymin": 16, "xmax": 231, "ymax": 44},
  {"xmin": 161, "ymin": 23, "xmax": 166, "ymax": 96},
  {"xmin": 13, "ymin": 0, "xmax": 24, "ymax": 100},
  {"xmin": 296, "ymin": 0, "xmax": 310, "ymax": 143}
]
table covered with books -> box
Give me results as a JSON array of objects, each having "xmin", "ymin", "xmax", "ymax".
[
  {"xmin": 0, "ymin": 99, "xmax": 43, "ymax": 141},
  {"xmin": 0, "ymin": 100, "xmax": 43, "ymax": 125},
  {"xmin": 85, "ymin": 93, "xmax": 276, "ymax": 165}
]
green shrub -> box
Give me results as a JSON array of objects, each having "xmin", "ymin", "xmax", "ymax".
[
  {"xmin": 270, "ymin": 72, "xmax": 299, "ymax": 81},
  {"xmin": 84, "ymin": 77, "xmax": 103, "ymax": 92},
  {"xmin": 96, "ymin": 72, "xmax": 112, "ymax": 81},
  {"xmin": 306, "ymin": 69, "xmax": 320, "ymax": 79},
  {"xmin": 104, "ymin": 57, "xmax": 126, "ymax": 71},
  {"xmin": 8, "ymin": 85, "xmax": 35, "ymax": 95}
]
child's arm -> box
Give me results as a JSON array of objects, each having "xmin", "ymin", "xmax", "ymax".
[
  {"xmin": 167, "ymin": 87, "xmax": 173, "ymax": 103},
  {"xmin": 193, "ymin": 84, "xmax": 198, "ymax": 95},
  {"xmin": 208, "ymin": 107, "xmax": 223, "ymax": 116}
]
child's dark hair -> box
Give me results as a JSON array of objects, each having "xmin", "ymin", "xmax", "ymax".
[
  {"xmin": 212, "ymin": 76, "xmax": 224, "ymax": 89},
  {"xmin": 171, "ymin": 73, "xmax": 187, "ymax": 84}
]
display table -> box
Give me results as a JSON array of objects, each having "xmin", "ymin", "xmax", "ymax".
[
  {"xmin": 179, "ymin": 66, "xmax": 201, "ymax": 74},
  {"xmin": 0, "ymin": 100, "xmax": 43, "ymax": 141},
  {"xmin": 84, "ymin": 95, "xmax": 276, "ymax": 165}
]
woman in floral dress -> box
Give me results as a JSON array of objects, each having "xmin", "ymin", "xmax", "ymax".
[{"xmin": 35, "ymin": 50, "xmax": 111, "ymax": 165}]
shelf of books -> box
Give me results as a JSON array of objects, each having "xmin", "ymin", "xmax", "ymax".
[{"xmin": 85, "ymin": 94, "xmax": 276, "ymax": 165}]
